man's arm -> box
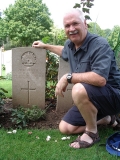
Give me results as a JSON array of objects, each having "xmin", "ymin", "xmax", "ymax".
[
  {"xmin": 55, "ymin": 71, "xmax": 106, "ymax": 97},
  {"xmin": 71, "ymin": 72, "xmax": 106, "ymax": 87},
  {"xmin": 32, "ymin": 41, "xmax": 64, "ymax": 56}
]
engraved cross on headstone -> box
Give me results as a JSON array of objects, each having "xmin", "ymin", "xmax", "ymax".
[{"xmin": 21, "ymin": 81, "xmax": 36, "ymax": 105}]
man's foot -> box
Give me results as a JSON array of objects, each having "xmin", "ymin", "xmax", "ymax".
[
  {"xmin": 108, "ymin": 115, "xmax": 117, "ymax": 126},
  {"xmin": 109, "ymin": 115, "xmax": 120, "ymax": 130},
  {"xmin": 69, "ymin": 130, "xmax": 100, "ymax": 149},
  {"xmin": 98, "ymin": 115, "xmax": 120, "ymax": 130}
]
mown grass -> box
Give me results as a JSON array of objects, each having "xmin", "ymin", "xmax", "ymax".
[
  {"xmin": 0, "ymin": 79, "xmax": 12, "ymax": 98},
  {"xmin": 0, "ymin": 127, "xmax": 119, "ymax": 160},
  {"xmin": 0, "ymin": 75, "xmax": 120, "ymax": 159}
]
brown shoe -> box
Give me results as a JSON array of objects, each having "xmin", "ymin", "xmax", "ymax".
[
  {"xmin": 69, "ymin": 130, "xmax": 100, "ymax": 149},
  {"xmin": 108, "ymin": 115, "xmax": 116, "ymax": 126},
  {"xmin": 109, "ymin": 115, "xmax": 120, "ymax": 130}
]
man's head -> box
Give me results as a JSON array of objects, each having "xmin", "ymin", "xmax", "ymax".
[{"xmin": 63, "ymin": 9, "xmax": 88, "ymax": 49}]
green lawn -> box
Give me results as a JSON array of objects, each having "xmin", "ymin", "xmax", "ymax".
[
  {"xmin": 0, "ymin": 77, "xmax": 119, "ymax": 159},
  {"xmin": 0, "ymin": 127, "xmax": 119, "ymax": 160},
  {"xmin": 0, "ymin": 79, "xmax": 12, "ymax": 98}
]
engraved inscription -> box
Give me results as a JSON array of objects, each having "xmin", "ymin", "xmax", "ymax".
[
  {"xmin": 21, "ymin": 81, "xmax": 36, "ymax": 105},
  {"xmin": 21, "ymin": 51, "xmax": 36, "ymax": 66},
  {"xmin": 13, "ymin": 68, "xmax": 41, "ymax": 79}
]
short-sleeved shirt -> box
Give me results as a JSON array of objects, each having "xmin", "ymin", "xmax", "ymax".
[{"xmin": 61, "ymin": 32, "xmax": 120, "ymax": 89}]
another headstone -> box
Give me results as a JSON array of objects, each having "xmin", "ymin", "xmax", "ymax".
[
  {"xmin": 56, "ymin": 58, "xmax": 73, "ymax": 112},
  {"xmin": 12, "ymin": 47, "xmax": 46, "ymax": 108}
]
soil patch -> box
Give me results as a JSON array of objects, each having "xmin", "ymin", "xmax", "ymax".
[{"xmin": 0, "ymin": 99, "xmax": 67, "ymax": 130}]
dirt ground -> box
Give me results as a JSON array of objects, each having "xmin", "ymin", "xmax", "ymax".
[
  {"xmin": 2, "ymin": 99, "xmax": 120, "ymax": 130},
  {"xmin": 0, "ymin": 99, "xmax": 67, "ymax": 130}
]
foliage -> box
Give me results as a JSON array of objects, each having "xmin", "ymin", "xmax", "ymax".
[
  {"xmin": 0, "ymin": 87, "xmax": 8, "ymax": 113},
  {"xmin": 0, "ymin": 38, "xmax": 3, "ymax": 47},
  {"xmin": 5, "ymin": 72, "xmax": 12, "ymax": 80},
  {"xmin": 10, "ymin": 106, "xmax": 28, "ymax": 128},
  {"xmin": 107, "ymin": 26, "xmax": 120, "ymax": 56},
  {"xmin": 0, "ymin": 0, "xmax": 53, "ymax": 47},
  {"xmin": 106, "ymin": 26, "xmax": 120, "ymax": 67},
  {"xmin": 25, "ymin": 105, "xmax": 46, "ymax": 121},
  {"xmin": 2, "ymin": 64, "xmax": 5, "ymax": 70},
  {"xmin": 88, "ymin": 22, "xmax": 106, "ymax": 37},
  {"xmin": 46, "ymin": 51, "xmax": 59, "ymax": 100},
  {"xmin": 10, "ymin": 105, "xmax": 47, "ymax": 128},
  {"xmin": 43, "ymin": 27, "xmax": 66, "ymax": 101},
  {"xmin": 104, "ymin": 28, "xmax": 112, "ymax": 38},
  {"xmin": 73, "ymin": 0, "xmax": 94, "ymax": 21},
  {"xmin": 0, "ymin": 18, "xmax": 7, "ymax": 46},
  {"xmin": 49, "ymin": 26, "xmax": 67, "ymax": 45},
  {"xmin": 0, "ymin": 80, "xmax": 12, "ymax": 98}
]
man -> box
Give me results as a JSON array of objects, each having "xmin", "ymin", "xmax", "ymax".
[{"xmin": 32, "ymin": 9, "xmax": 120, "ymax": 149}]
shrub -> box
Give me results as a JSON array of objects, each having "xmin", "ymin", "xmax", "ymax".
[
  {"xmin": 46, "ymin": 51, "xmax": 59, "ymax": 101},
  {"xmin": 25, "ymin": 105, "xmax": 46, "ymax": 121},
  {"xmin": 5, "ymin": 72, "xmax": 12, "ymax": 80},
  {"xmin": 10, "ymin": 105, "xmax": 47, "ymax": 128},
  {"xmin": 2, "ymin": 64, "xmax": 5, "ymax": 70},
  {"xmin": 0, "ymin": 87, "xmax": 8, "ymax": 114}
]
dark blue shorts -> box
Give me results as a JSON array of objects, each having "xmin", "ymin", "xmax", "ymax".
[{"xmin": 62, "ymin": 83, "xmax": 120, "ymax": 126}]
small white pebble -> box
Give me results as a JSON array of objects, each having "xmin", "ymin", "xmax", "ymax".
[
  {"xmin": 61, "ymin": 136, "xmax": 70, "ymax": 140},
  {"xmin": 36, "ymin": 136, "xmax": 40, "ymax": 139},
  {"xmin": 12, "ymin": 130, "xmax": 17, "ymax": 134},
  {"xmin": 46, "ymin": 135, "xmax": 51, "ymax": 141},
  {"xmin": 7, "ymin": 131, "xmax": 12, "ymax": 134},
  {"xmin": 47, "ymin": 135, "xmax": 51, "ymax": 139},
  {"xmin": 61, "ymin": 137, "xmax": 67, "ymax": 140}
]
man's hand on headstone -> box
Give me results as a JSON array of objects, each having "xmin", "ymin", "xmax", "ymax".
[{"xmin": 32, "ymin": 41, "xmax": 45, "ymax": 49}]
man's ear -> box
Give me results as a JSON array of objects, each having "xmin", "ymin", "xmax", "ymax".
[{"xmin": 84, "ymin": 20, "xmax": 88, "ymax": 29}]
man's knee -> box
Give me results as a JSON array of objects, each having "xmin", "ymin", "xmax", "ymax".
[
  {"xmin": 59, "ymin": 120, "xmax": 79, "ymax": 135},
  {"xmin": 59, "ymin": 120, "xmax": 70, "ymax": 134},
  {"xmin": 72, "ymin": 83, "xmax": 88, "ymax": 103}
]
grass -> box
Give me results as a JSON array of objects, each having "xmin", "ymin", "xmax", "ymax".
[
  {"xmin": 0, "ymin": 79, "xmax": 12, "ymax": 98},
  {"xmin": 1, "ymin": 69, "xmax": 6, "ymax": 77},
  {"xmin": 0, "ymin": 73, "xmax": 120, "ymax": 159},
  {"xmin": 0, "ymin": 127, "xmax": 119, "ymax": 160}
]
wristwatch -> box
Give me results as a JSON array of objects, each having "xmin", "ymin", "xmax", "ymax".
[{"xmin": 66, "ymin": 73, "xmax": 72, "ymax": 83}]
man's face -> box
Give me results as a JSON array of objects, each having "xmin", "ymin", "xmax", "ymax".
[{"xmin": 63, "ymin": 12, "xmax": 87, "ymax": 48}]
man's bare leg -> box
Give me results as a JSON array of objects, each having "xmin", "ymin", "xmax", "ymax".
[
  {"xmin": 68, "ymin": 83, "xmax": 114, "ymax": 148},
  {"xmin": 59, "ymin": 116, "xmax": 118, "ymax": 135}
]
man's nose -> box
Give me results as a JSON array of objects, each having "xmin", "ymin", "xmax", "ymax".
[{"xmin": 69, "ymin": 25, "xmax": 75, "ymax": 30}]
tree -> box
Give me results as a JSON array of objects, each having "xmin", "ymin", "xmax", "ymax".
[
  {"xmin": 88, "ymin": 22, "xmax": 106, "ymax": 37},
  {"xmin": 73, "ymin": 0, "xmax": 94, "ymax": 21},
  {"xmin": 106, "ymin": 26, "xmax": 120, "ymax": 67},
  {"xmin": 48, "ymin": 26, "xmax": 66, "ymax": 45},
  {"xmin": 2, "ymin": 0, "xmax": 53, "ymax": 46},
  {"xmin": 0, "ymin": 18, "xmax": 6, "ymax": 46}
]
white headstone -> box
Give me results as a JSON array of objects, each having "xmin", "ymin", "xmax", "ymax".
[{"xmin": 12, "ymin": 47, "xmax": 46, "ymax": 108}]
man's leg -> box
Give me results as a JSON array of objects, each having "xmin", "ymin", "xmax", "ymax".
[
  {"xmin": 59, "ymin": 116, "xmax": 118, "ymax": 135},
  {"xmin": 68, "ymin": 83, "xmax": 119, "ymax": 149},
  {"xmin": 59, "ymin": 120, "xmax": 85, "ymax": 134}
]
